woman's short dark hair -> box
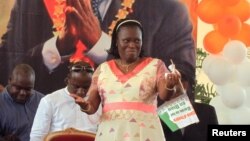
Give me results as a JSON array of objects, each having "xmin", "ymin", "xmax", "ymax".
[{"xmin": 108, "ymin": 19, "xmax": 145, "ymax": 58}]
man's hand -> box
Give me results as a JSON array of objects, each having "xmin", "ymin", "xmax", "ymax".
[
  {"xmin": 57, "ymin": 5, "xmax": 79, "ymax": 55},
  {"xmin": 57, "ymin": 0, "xmax": 102, "ymax": 55},
  {"xmin": 71, "ymin": 0, "xmax": 102, "ymax": 48}
]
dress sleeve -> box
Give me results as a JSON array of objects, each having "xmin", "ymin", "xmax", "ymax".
[
  {"xmin": 86, "ymin": 65, "xmax": 102, "ymax": 113},
  {"xmin": 90, "ymin": 65, "xmax": 102, "ymax": 90}
]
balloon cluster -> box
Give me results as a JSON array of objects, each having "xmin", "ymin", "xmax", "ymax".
[{"xmin": 197, "ymin": 0, "xmax": 250, "ymax": 124}]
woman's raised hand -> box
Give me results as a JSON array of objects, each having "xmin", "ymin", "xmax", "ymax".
[{"xmin": 70, "ymin": 93, "xmax": 90, "ymax": 112}]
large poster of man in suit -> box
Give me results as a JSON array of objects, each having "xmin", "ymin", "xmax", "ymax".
[{"xmin": 0, "ymin": 0, "xmax": 196, "ymax": 98}]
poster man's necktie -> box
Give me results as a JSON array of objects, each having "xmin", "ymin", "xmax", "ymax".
[{"xmin": 91, "ymin": 0, "xmax": 102, "ymax": 22}]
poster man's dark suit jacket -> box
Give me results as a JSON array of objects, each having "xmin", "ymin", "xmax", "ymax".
[{"xmin": 0, "ymin": 0, "xmax": 195, "ymax": 95}]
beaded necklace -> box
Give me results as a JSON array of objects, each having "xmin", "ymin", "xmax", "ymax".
[{"xmin": 107, "ymin": 0, "xmax": 135, "ymax": 35}]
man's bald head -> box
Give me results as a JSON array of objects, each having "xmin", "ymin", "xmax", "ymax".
[
  {"xmin": 8, "ymin": 64, "xmax": 36, "ymax": 104},
  {"xmin": 11, "ymin": 64, "xmax": 35, "ymax": 83}
]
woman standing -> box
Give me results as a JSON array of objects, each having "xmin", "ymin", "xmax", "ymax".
[{"xmin": 71, "ymin": 19, "xmax": 182, "ymax": 141}]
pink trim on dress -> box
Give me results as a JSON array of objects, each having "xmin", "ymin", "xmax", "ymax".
[
  {"xmin": 107, "ymin": 57, "xmax": 154, "ymax": 83},
  {"xmin": 103, "ymin": 102, "xmax": 157, "ymax": 114}
]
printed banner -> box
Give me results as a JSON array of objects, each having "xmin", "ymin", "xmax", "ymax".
[{"xmin": 158, "ymin": 93, "xmax": 199, "ymax": 132}]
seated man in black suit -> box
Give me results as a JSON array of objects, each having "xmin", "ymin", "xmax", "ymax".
[{"xmin": 159, "ymin": 75, "xmax": 218, "ymax": 141}]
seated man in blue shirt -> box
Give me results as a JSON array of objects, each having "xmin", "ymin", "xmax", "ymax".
[{"xmin": 0, "ymin": 64, "xmax": 44, "ymax": 141}]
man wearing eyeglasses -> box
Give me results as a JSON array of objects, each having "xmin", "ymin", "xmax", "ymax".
[
  {"xmin": 30, "ymin": 61, "xmax": 101, "ymax": 141},
  {"xmin": 0, "ymin": 64, "xmax": 44, "ymax": 141}
]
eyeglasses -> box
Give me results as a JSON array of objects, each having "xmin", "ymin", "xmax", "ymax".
[{"xmin": 70, "ymin": 65, "xmax": 94, "ymax": 73}]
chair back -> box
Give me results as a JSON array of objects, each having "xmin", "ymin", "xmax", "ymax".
[{"xmin": 44, "ymin": 128, "xmax": 96, "ymax": 141}]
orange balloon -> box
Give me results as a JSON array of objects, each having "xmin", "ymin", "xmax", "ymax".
[
  {"xmin": 226, "ymin": 0, "xmax": 250, "ymax": 22},
  {"xmin": 197, "ymin": 0, "xmax": 224, "ymax": 24},
  {"xmin": 217, "ymin": 15, "xmax": 242, "ymax": 37},
  {"xmin": 219, "ymin": 0, "xmax": 240, "ymax": 6},
  {"xmin": 203, "ymin": 30, "xmax": 229, "ymax": 54},
  {"xmin": 232, "ymin": 23, "xmax": 250, "ymax": 46}
]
